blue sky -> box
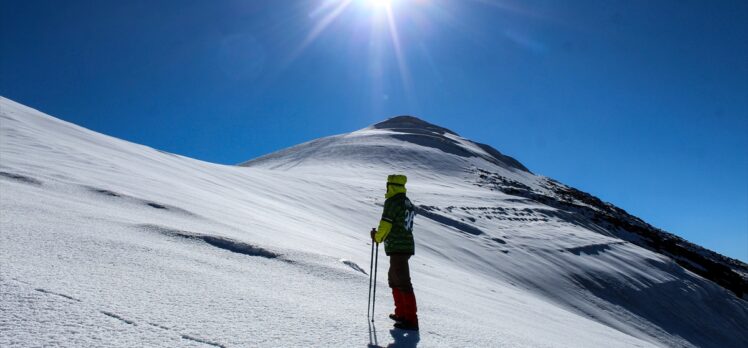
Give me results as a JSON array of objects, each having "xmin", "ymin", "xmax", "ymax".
[{"xmin": 1, "ymin": 0, "xmax": 746, "ymax": 261}]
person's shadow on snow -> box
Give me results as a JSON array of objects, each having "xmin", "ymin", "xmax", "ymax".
[{"xmin": 385, "ymin": 329, "xmax": 420, "ymax": 348}]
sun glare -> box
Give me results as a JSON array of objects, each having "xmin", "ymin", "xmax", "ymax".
[
  {"xmin": 291, "ymin": 0, "xmax": 441, "ymax": 108},
  {"xmin": 368, "ymin": 0, "xmax": 392, "ymax": 8},
  {"xmin": 277, "ymin": 0, "xmax": 545, "ymax": 116}
]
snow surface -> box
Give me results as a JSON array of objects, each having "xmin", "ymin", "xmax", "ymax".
[{"xmin": 1, "ymin": 97, "xmax": 747, "ymax": 347}]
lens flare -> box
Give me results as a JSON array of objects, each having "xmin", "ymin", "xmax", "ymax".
[{"xmin": 289, "ymin": 0, "xmax": 537, "ymax": 112}]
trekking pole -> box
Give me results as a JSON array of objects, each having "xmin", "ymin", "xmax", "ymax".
[
  {"xmin": 367, "ymin": 241, "xmax": 375, "ymax": 319},
  {"xmin": 371, "ymin": 242, "xmax": 379, "ymax": 322}
]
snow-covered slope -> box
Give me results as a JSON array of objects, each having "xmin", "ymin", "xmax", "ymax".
[{"xmin": 1, "ymin": 97, "xmax": 746, "ymax": 347}]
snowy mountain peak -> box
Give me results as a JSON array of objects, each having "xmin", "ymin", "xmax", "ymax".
[
  {"xmin": 370, "ymin": 115, "xmax": 458, "ymax": 136},
  {"xmin": 243, "ymin": 115, "xmax": 531, "ymax": 176}
]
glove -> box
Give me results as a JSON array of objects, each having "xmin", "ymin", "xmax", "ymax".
[{"xmin": 370, "ymin": 228, "xmax": 377, "ymax": 242}]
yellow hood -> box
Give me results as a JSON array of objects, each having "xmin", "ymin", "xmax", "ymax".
[{"xmin": 385, "ymin": 174, "xmax": 407, "ymax": 198}]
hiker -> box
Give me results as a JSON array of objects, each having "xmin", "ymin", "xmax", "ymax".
[{"xmin": 370, "ymin": 174, "xmax": 419, "ymax": 331}]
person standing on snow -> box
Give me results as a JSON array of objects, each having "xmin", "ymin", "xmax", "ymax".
[{"xmin": 370, "ymin": 174, "xmax": 419, "ymax": 331}]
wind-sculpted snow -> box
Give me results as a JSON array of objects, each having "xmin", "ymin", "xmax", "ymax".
[
  {"xmin": 100, "ymin": 311, "xmax": 137, "ymax": 326},
  {"xmin": 0, "ymin": 171, "xmax": 42, "ymax": 185},
  {"xmin": 2, "ymin": 97, "xmax": 747, "ymax": 347},
  {"xmin": 34, "ymin": 288, "xmax": 82, "ymax": 302},
  {"xmin": 415, "ymin": 205, "xmax": 485, "ymax": 236},
  {"xmin": 474, "ymin": 167, "xmax": 748, "ymax": 299},
  {"xmin": 84, "ymin": 186, "xmax": 199, "ymax": 217},
  {"xmin": 340, "ymin": 259, "xmax": 368, "ymax": 275},
  {"xmin": 138, "ymin": 223, "xmax": 281, "ymax": 259},
  {"xmin": 563, "ymin": 242, "xmax": 618, "ymax": 256}
]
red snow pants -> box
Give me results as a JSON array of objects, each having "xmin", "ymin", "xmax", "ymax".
[{"xmin": 389, "ymin": 254, "xmax": 418, "ymax": 325}]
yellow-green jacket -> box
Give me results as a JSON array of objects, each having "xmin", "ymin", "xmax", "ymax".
[{"xmin": 374, "ymin": 175, "xmax": 416, "ymax": 255}]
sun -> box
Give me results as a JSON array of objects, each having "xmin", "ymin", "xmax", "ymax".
[{"xmin": 293, "ymin": 0, "xmax": 414, "ymax": 104}]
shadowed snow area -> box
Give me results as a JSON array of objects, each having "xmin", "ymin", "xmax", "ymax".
[{"xmin": 1, "ymin": 97, "xmax": 747, "ymax": 347}]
